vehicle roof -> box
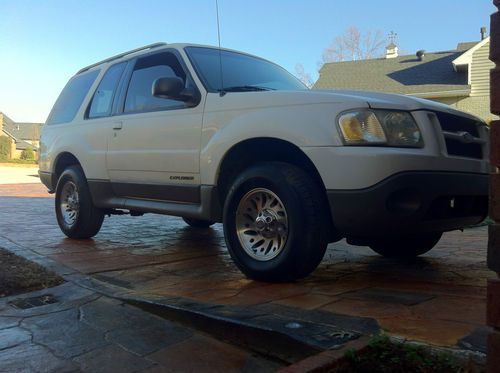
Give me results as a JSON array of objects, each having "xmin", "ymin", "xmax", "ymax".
[{"xmin": 76, "ymin": 43, "xmax": 263, "ymax": 75}]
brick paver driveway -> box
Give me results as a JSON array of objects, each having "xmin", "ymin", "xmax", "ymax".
[{"xmin": 0, "ymin": 182, "xmax": 495, "ymax": 351}]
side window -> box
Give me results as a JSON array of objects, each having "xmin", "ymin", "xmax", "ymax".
[
  {"xmin": 88, "ymin": 62, "xmax": 126, "ymax": 118},
  {"xmin": 46, "ymin": 70, "xmax": 99, "ymax": 125},
  {"xmin": 124, "ymin": 52, "xmax": 187, "ymax": 113}
]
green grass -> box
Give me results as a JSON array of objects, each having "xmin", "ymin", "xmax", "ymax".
[
  {"xmin": 331, "ymin": 335, "xmax": 461, "ymax": 373},
  {"xmin": 2, "ymin": 158, "xmax": 38, "ymax": 165}
]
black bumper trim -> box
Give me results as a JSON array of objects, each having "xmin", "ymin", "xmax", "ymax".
[
  {"xmin": 39, "ymin": 171, "xmax": 56, "ymax": 192},
  {"xmin": 327, "ymin": 171, "xmax": 489, "ymax": 238}
]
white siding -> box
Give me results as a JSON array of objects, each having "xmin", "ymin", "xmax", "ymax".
[{"xmin": 471, "ymin": 41, "xmax": 494, "ymax": 97}]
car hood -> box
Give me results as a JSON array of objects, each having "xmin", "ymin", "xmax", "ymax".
[
  {"xmin": 208, "ymin": 89, "xmax": 481, "ymax": 122},
  {"xmin": 312, "ymin": 89, "xmax": 481, "ymax": 119}
]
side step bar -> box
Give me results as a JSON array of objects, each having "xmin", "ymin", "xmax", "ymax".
[{"xmin": 89, "ymin": 181, "xmax": 222, "ymax": 222}]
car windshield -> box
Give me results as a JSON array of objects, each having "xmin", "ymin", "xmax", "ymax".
[{"xmin": 185, "ymin": 46, "xmax": 307, "ymax": 92}]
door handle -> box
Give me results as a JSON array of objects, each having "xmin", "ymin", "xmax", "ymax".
[{"xmin": 113, "ymin": 121, "xmax": 123, "ymax": 130}]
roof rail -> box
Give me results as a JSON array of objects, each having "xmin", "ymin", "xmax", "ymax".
[{"xmin": 77, "ymin": 42, "xmax": 167, "ymax": 74}]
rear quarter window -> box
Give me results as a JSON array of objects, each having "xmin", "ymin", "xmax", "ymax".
[{"xmin": 46, "ymin": 70, "xmax": 100, "ymax": 125}]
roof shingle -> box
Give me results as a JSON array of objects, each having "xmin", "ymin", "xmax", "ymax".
[
  {"xmin": 3, "ymin": 122, "xmax": 43, "ymax": 142},
  {"xmin": 314, "ymin": 46, "xmax": 472, "ymax": 96}
]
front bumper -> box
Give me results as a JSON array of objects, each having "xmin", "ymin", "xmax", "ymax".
[
  {"xmin": 39, "ymin": 170, "xmax": 56, "ymax": 193},
  {"xmin": 327, "ymin": 171, "xmax": 488, "ymax": 239}
]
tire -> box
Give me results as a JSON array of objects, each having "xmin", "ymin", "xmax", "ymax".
[
  {"xmin": 55, "ymin": 165, "xmax": 104, "ymax": 239},
  {"xmin": 369, "ymin": 232, "xmax": 443, "ymax": 258},
  {"xmin": 183, "ymin": 217, "xmax": 215, "ymax": 228},
  {"xmin": 223, "ymin": 162, "xmax": 329, "ymax": 282}
]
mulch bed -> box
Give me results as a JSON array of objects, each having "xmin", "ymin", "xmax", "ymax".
[{"xmin": 0, "ymin": 248, "xmax": 63, "ymax": 297}]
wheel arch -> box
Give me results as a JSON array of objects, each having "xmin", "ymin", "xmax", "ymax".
[
  {"xmin": 53, "ymin": 152, "xmax": 83, "ymax": 184},
  {"xmin": 216, "ymin": 137, "xmax": 339, "ymax": 242}
]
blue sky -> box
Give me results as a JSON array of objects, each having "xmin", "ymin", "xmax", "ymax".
[{"xmin": 0, "ymin": 0, "xmax": 495, "ymax": 122}]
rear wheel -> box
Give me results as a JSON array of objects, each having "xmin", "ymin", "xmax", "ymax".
[
  {"xmin": 369, "ymin": 232, "xmax": 442, "ymax": 258},
  {"xmin": 55, "ymin": 166, "xmax": 104, "ymax": 239},
  {"xmin": 223, "ymin": 162, "xmax": 329, "ymax": 282},
  {"xmin": 182, "ymin": 217, "xmax": 215, "ymax": 228}
]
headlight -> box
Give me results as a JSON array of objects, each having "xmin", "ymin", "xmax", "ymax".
[
  {"xmin": 338, "ymin": 110, "xmax": 386, "ymax": 144},
  {"xmin": 338, "ymin": 109, "xmax": 423, "ymax": 148}
]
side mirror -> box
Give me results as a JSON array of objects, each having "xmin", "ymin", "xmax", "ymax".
[{"xmin": 152, "ymin": 77, "xmax": 185, "ymax": 99}]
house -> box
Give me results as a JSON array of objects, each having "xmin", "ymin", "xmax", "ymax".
[
  {"xmin": 0, "ymin": 112, "xmax": 43, "ymax": 159},
  {"xmin": 314, "ymin": 29, "xmax": 495, "ymax": 122}
]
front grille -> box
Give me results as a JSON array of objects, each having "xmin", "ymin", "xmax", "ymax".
[
  {"xmin": 443, "ymin": 138, "xmax": 483, "ymax": 159},
  {"xmin": 435, "ymin": 112, "xmax": 483, "ymax": 159}
]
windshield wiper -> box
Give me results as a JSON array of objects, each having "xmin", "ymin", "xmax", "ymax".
[{"xmin": 220, "ymin": 85, "xmax": 274, "ymax": 93}]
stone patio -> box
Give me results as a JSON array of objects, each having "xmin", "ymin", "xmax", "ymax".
[
  {"xmin": 0, "ymin": 282, "xmax": 281, "ymax": 372},
  {"xmin": 0, "ymin": 182, "xmax": 494, "ymax": 355}
]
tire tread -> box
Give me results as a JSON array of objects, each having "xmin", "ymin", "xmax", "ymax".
[
  {"xmin": 223, "ymin": 162, "xmax": 328, "ymax": 282},
  {"xmin": 55, "ymin": 165, "xmax": 104, "ymax": 239}
]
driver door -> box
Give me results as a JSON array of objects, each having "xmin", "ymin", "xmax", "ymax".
[{"xmin": 106, "ymin": 50, "xmax": 204, "ymax": 203}]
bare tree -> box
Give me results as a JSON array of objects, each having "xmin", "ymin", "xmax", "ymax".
[
  {"xmin": 322, "ymin": 26, "xmax": 385, "ymax": 63},
  {"xmin": 295, "ymin": 26, "xmax": 387, "ymax": 88},
  {"xmin": 294, "ymin": 63, "xmax": 313, "ymax": 88}
]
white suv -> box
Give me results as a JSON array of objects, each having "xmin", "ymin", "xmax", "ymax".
[{"xmin": 39, "ymin": 43, "xmax": 490, "ymax": 281}]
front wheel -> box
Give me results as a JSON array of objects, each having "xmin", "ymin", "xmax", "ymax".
[
  {"xmin": 223, "ymin": 162, "xmax": 329, "ymax": 282},
  {"xmin": 55, "ymin": 166, "xmax": 104, "ymax": 239},
  {"xmin": 369, "ymin": 232, "xmax": 443, "ymax": 258}
]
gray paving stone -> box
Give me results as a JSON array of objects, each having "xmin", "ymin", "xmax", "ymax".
[
  {"xmin": 21, "ymin": 308, "xmax": 109, "ymax": 359},
  {"xmin": 81, "ymin": 297, "xmax": 175, "ymax": 333},
  {"xmin": 0, "ymin": 343, "xmax": 78, "ymax": 372},
  {"xmin": 0, "ymin": 316, "xmax": 20, "ymax": 329},
  {"xmin": 0, "ymin": 327, "xmax": 31, "ymax": 350},
  {"xmin": 74, "ymin": 344, "xmax": 154, "ymax": 373},
  {"xmin": 106, "ymin": 320, "xmax": 192, "ymax": 356}
]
